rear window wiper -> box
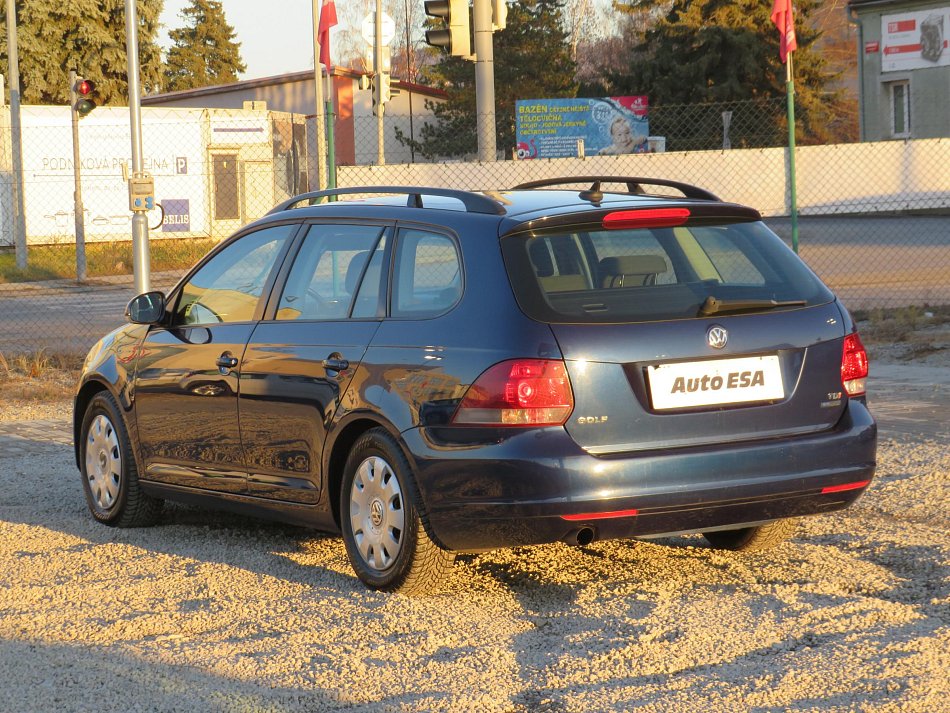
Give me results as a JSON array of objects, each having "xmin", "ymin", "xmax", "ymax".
[{"xmin": 698, "ymin": 295, "xmax": 806, "ymax": 317}]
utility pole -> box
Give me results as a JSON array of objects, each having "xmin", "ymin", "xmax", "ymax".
[
  {"xmin": 404, "ymin": 0, "xmax": 415, "ymax": 162},
  {"xmin": 6, "ymin": 0, "xmax": 27, "ymax": 268},
  {"xmin": 472, "ymin": 0, "xmax": 496, "ymax": 161},
  {"xmin": 426, "ymin": 0, "xmax": 498, "ymax": 162},
  {"xmin": 311, "ymin": 0, "xmax": 327, "ymax": 190},
  {"xmin": 375, "ymin": 0, "xmax": 386, "ymax": 166},
  {"xmin": 125, "ymin": 0, "xmax": 151, "ymax": 294}
]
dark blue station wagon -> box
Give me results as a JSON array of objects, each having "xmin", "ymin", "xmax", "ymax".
[{"xmin": 74, "ymin": 178, "xmax": 877, "ymax": 593}]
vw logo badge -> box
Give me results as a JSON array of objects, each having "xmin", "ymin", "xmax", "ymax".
[{"xmin": 707, "ymin": 325, "xmax": 728, "ymax": 349}]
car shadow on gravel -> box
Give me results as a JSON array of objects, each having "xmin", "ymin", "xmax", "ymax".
[
  {"xmin": 118, "ymin": 503, "xmax": 364, "ymax": 591},
  {"xmin": 0, "ymin": 637, "xmax": 365, "ymax": 712},
  {"xmin": 0, "ymin": 439, "xmax": 370, "ymax": 593},
  {"xmin": 850, "ymin": 541, "xmax": 950, "ymax": 621},
  {"xmin": 462, "ymin": 530, "xmax": 949, "ymax": 712}
]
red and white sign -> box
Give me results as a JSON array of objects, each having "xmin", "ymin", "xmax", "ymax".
[
  {"xmin": 614, "ymin": 96, "xmax": 649, "ymax": 118},
  {"xmin": 881, "ymin": 8, "xmax": 950, "ymax": 72},
  {"xmin": 865, "ymin": 41, "xmax": 880, "ymax": 54}
]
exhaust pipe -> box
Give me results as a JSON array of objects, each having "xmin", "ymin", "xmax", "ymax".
[{"xmin": 563, "ymin": 527, "xmax": 595, "ymax": 547}]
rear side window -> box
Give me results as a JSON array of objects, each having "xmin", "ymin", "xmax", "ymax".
[
  {"xmin": 503, "ymin": 220, "xmax": 832, "ymax": 324},
  {"xmin": 392, "ymin": 229, "xmax": 461, "ymax": 318}
]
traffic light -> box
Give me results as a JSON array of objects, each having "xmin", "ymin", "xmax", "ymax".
[
  {"xmin": 492, "ymin": 0, "xmax": 507, "ymax": 30},
  {"xmin": 424, "ymin": 0, "xmax": 470, "ymax": 57},
  {"xmin": 372, "ymin": 73, "xmax": 391, "ymax": 116},
  {"xmin": 71, "ymin": 76, "xmax": 97, "ymax": 117}
]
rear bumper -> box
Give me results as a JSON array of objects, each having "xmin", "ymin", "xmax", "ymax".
[{"xmin": 404, "ymin": 400, "xmax": 877, "ymax": 552}]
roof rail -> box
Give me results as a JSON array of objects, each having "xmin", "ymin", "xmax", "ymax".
[
  {"xmin": 267, "ymin": 186, "xmax": 506, "ymax": 216},
  {"xmin": 511, "ymin": 176, "xmax": 720, "ymax": 202}
]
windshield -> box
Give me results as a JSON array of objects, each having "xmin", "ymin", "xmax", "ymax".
[{"xmin": 501, "ymin": 220, "xmax": 833, "ymax": 324}]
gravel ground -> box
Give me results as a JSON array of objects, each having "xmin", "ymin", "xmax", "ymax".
[{"xmin": 0, "ymin": 368, "xmax": 947, "ymax": 711}]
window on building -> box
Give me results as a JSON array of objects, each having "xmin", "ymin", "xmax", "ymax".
[{"xmin": 890, "ymin": 81, "xmax": 911, "ymax": 138}]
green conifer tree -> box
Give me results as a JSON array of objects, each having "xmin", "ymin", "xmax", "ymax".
[
  {"xmin": 608, "ymin": 0, "xmax": 840, "ymax": 147},
  {"xmin": 164, "ymin": 0, "xmax": 246, "ymax": 91},
  {"xmin": 400, "ymin": 0, "xmax": 577, "ymax": 158},
  {"xmin": 0, "ymin": 0, "xmax": 163, "ymax": 105}
]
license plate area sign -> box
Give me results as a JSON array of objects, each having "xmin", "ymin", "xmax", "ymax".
[{"xmin": 647, "ymin": 355, "xmax": 784, "ymax": 410}]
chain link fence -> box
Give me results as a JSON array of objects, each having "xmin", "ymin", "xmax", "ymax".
[
  {"xmin": 1, "ymin": 97, "xmax": 948, "ymax": 355},
  {"xmin": 0, "ymin": 106, "xmax": 309, "ymax": 353}
]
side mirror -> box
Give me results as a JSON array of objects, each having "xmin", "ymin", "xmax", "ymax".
[{"xmin": 126, "ymin": 291, "xmax": 166, "ymax": 325}]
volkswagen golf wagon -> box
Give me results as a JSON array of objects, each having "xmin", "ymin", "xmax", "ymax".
[{"xmin": 74, "ymin": 177, "xmax": 876, "ymax": 593}]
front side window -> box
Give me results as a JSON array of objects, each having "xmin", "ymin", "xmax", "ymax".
[
  {"xmin": 276, "ymin": 224, "xmax": 387, "ymax": 320},
  {"xmin": 392, "ymin": 229, "xmax": 462, "ymax": 318},
  {"xmin": 503, "ymin": 220, "xmax": 832, "ymax": 324},
  {"xmin": 175, "ymin": 225, "xmax": 294, "ymax": 325}
]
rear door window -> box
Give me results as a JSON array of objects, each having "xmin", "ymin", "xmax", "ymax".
[
  {"xmin": 276, "ymin": 224, "xmax": 387, "ymax": 320},
  {"xmin": 503, "ymin": 220, "xmax": 833, "ymax": 324}
]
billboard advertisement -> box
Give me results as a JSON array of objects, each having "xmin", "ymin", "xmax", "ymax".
[
  {"xmin": 515, "ymin": 97, "xmax": 649, "ymax": 160},
  {"xmin": 881, "ymin": 8, "xmax": 950, "ymax": 72}
]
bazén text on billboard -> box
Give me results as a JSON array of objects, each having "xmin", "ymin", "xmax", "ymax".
[{"xmin": 515, "ymin": 97, "xmax": 649, "ymax": 160}]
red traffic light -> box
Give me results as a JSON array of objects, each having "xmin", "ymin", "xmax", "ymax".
[{"xmin": 73, "ymin": 76, "xmax": 97, "ymax": 117}]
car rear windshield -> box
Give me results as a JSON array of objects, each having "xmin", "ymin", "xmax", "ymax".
[{"xmin": 501, "ymin": 220, "xmax": 834, "ymax": 324}]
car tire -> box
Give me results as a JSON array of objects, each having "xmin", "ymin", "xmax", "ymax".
[
  {"xmin": 703, "ymin": 518, "xmax": 797, "ymax": 552},
  {"xmin": 340, "ymin": 428, "xmax": 455, "ymax": 594},
  {"xmin": 80, "ymin": 391, "xmax": 163, "ymax": 527}
]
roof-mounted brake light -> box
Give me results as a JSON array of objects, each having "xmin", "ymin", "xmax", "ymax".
[{"xmin": 602, "ymin": 208, "xmax": 691, "ymax": 230}]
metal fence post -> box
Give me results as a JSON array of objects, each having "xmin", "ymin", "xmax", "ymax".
[
  {"xmin": 68, "ymin": 70, "xmax": 87, "ymax": 282},
  {"xmin": 6, "ymin": 0, "xmax": 27, "ymax": 269}
]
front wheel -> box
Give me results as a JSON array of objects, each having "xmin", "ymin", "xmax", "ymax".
[
  {"xmin": 703, "ymin": 518, "xmax": 797, "ymax": 552},
  {"xmin": 340, "ymin": 428, "xmax": 454, "ymax": 594},
  {"xmin": 80, "ymin": 391, "xmax": 163, "ymax": 527}
]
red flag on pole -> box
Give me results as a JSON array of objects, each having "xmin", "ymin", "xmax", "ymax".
[
  {"xmin": 318, "ymin": 0, "xmax": 338, "ymax": 68},
  {"xmin": 771, "ymin": 0, "xmax": 798, "ymax": 63}
]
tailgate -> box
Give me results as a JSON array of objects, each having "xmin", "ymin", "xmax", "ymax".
[{"xmin": 554, "ymin": 302, "xmax": 848, "ymax": 454}]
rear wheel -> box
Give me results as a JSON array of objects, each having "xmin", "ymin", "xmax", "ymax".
[
  {"xmin": 80, "ymin": 391, "xmax": 163, "ymax": 527},
  {"xmin": 340, "ymin": 428, "xmax": 454, "ymax": 594},
  {"xmin": 703, "ymin": 518, "xmax": 797, "ymax": 552}
]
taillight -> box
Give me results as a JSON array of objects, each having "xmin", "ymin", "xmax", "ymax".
[
  {"xmin": 841, "ymin": 332, "xmax": 868, "ymax": 396},
  {"xmin": 452, "ymin": 359, "xmax": 574, "ymax": 426}
]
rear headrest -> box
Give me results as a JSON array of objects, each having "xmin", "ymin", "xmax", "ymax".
[
  {"xmin": 345, "ymin": 251, "xmax": 370, "ymax": 293},
  {"xmin": 528, "ymin": 240, "xmax": 554, "ymax": 277},
  {"xmin": 599, "ymin": 255, "xmax": 667, "ymax": 277}
]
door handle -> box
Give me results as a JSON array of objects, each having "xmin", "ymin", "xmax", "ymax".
[
  {"xmin": 322, "ymin": 355, "xmax": 349, "ymax": 372},
  {"xmin": 216, "ymin": 353, "xmax": 239, "ymax": 370}
]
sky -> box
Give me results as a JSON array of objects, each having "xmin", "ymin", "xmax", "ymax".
[
  {"xmin": 158, "ymin": 0, "xmax": 329, "ymax": 80},
  {"xmin": 157, "ymin": 0, "xmax": 614, "ymax": 82}
]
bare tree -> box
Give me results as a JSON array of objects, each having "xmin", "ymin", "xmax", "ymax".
[
  {"xmin": 572, "ymin": 2, "xmax": 648, "ymax": 92},
  {"xmin": 332, "ymin": 0, "xmax": 371, "ymax": 70},
  {"xmin": 327, "ymin": 0, "xmax": 429, "ymax": 78},
  {"xmin": 563, "ymin": 0, "xmax": 599, "ymax": 61},
  {"xmin": 390, "ymin": 0, "xmax": 428, "ymax": 82}
]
